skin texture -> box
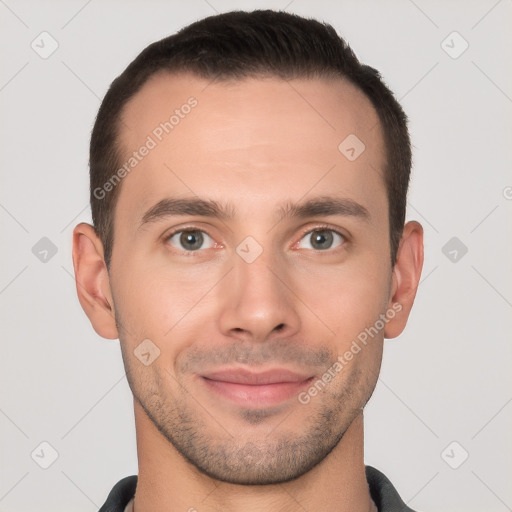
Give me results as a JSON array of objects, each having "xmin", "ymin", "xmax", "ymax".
[{"xmin": 73, "ymin": 73, "xmax": 423, "ymax": 512}]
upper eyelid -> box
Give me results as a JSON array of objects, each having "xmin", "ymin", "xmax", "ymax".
[
  {"xmin": 298, "ymin": 224, "xmax": 346, "ymax": 238},
  {"xmin": 165, "ymin": 224, "xmax": 346, "ymax": 237},
  {"xmin": 164, "ymin": 224, "xmax": 348, "ymax": 248}
]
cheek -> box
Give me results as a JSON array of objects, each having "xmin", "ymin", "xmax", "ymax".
[
  {"xmin": 111, "ymin": 256, "xmax": 224, "ymax": 349},
  {"xmin": 295, "ymin": 254, "xmax": 391, "ymax": 344}
]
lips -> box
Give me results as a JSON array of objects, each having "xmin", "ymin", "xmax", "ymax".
[
  {"xmin": 202, "ymin": 368, "xmax": 312, "ymax": 385},
  {"xmin": 200, "ymin": 368, "xmax": 314, "ymax": 408}
]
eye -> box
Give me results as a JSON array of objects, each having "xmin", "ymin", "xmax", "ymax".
[
  {"xmin": 296, "ymin": 228, "xmax": 345, "ymax": 251},
  {"xmin": 166, "ymin": 229, "xmax": 215, "ymax": 252}
]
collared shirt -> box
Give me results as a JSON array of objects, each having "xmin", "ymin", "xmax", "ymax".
[{"xmin": 98, "ymin": 465, "xmax": 417, "ymax": 512}]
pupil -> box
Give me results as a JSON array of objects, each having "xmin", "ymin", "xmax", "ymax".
[{"xmin": 181, "ymin": 231, "xmax": 203, "ymax": 250}]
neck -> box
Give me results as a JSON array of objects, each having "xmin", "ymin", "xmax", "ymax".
[{"xmin": 132, "ymin": 399, "xmax": 373, "ymax": 512}]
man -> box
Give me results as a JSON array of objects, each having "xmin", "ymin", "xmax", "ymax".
[{"xmin": 72, "ymin": 9, "xmax": 423, "ymax": 512}]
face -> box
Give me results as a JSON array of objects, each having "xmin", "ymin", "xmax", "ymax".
[{"xmin": 98, "ymin": 73, "xmax": 398, "ymax": 484}]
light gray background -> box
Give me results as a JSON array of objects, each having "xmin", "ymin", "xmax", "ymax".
[{"xmin": 1, "ymin": 1, "xmax": 511, "ymax": 511}]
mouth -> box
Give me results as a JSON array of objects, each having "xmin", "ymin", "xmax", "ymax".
[{"xmin": 199, "ymin": 368, "xmax": 314, "ymax": 408}]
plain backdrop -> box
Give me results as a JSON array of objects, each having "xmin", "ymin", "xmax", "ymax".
[{"xmin": 1, "ymin": 1, "xmax": 511, "ymax": 511}]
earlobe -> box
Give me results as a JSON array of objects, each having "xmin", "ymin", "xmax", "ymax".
[
  {"xmin": 72, "ymin": 223, "xmax": 119, "ymax": 339},
  {"xmin": 384, "ymin": 221, "xmax": 424, "ymax": 339}
]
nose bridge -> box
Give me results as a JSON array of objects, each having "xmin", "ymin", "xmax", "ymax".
[
  {"xmin": 236, "ymin": 245, "xmax": 281, "ymax": 300},
  {"xmin": 217, "ymin": 240, "xmax": 300, "ymax": 340}
]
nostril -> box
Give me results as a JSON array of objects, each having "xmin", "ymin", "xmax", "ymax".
[{"xmin": 274, "ymin": 323, "xmax": 285, "ymax": 331}]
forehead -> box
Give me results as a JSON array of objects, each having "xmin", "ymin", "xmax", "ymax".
[{"xmin": 116, "ymin": 72, "xmax": 386, "ymax": 225}]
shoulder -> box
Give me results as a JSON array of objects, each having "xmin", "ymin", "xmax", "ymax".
[
  {"xmin": 98, "ymin": 475, "xmax": 138, "ymax": 512},
  {"xmin": 365, "ymin": 465, "xmax": 417, "ymax": 512}
]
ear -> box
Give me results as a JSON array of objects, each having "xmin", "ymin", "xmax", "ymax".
[
  {"xmin": 384, "ymin": 221, "xmax": 424, "ymax": 339},
  {"xmin": 72, "ymin": 223, "xmax": 118, "ymax": 339}
]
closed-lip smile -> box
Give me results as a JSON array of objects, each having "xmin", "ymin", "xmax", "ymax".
[{"xmin": 200, "ymin": 368, "xmax": 314, "ymax": 408}]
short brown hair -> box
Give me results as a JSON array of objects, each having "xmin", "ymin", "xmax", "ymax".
[{"xmin": 90, "ymin": 9, "xmax": 411, "ymax": 269}]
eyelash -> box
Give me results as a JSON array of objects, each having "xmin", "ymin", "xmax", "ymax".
[{"xmin": 163, "ymin": 224, "xmax": 348, "ymax": 254}]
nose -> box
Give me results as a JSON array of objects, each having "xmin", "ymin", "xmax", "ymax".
[{"xmin": 217, "ymin": 248, "xmax": 301, "ymax": 343}]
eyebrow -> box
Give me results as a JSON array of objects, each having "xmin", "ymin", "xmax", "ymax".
[{"xmin": 139, "ymin": 195, "xmax": 370, "ymax": 228}]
